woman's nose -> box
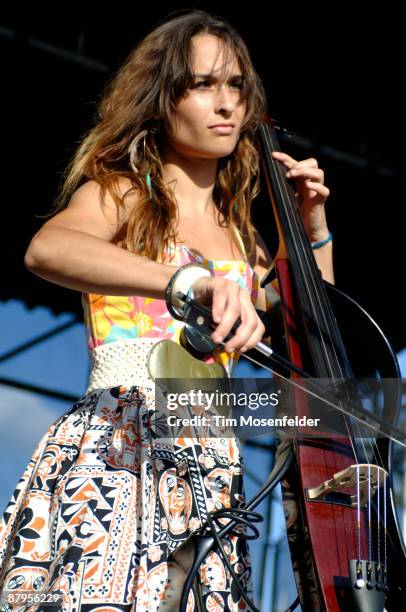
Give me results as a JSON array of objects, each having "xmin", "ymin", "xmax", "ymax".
[{"xmin": 215, "ymin": 86, "xmax": 238, "ymax": 113}]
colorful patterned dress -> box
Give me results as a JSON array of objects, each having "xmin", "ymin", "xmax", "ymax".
[{"xmin": 0, "ymin": 243, "xmax": 259, "ymax": 611}]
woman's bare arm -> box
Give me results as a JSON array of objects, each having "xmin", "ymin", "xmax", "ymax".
[
  {"xmin": 25, "ymin": 181, "xmax": 266, "ymax": 352},
  {"xmin": 24, "ymin": 180, "xmax": 179, "ymax": 298}
]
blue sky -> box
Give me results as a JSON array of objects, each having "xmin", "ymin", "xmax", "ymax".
[{"xmin": 1, "ymin": 297, "xmax": 405, "ymax": 608}]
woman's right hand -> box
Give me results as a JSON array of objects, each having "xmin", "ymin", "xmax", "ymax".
[{"xmin": 191, "ymin": 276, "xmax": 265, "ymax": 353}]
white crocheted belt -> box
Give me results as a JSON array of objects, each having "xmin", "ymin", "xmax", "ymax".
[{"xmin": 86, "ymin": 338, "xmax": 161, "ymax": 394}]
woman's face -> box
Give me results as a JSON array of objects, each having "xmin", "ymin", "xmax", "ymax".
[{"xmin": 166, "ymin": 34, "xmax": 246, "ymax": 161}]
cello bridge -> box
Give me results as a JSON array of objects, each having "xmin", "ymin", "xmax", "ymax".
[{"xmin": 306, "ymin": 464, "xmax": 388, "ymax": 507}]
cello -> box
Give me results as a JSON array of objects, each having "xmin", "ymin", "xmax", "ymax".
[
  {"xmin": 150, "ymin": 116, "xmax": 406, "ymax": 610},
  {"xmin": 253, "ymin": 116, "xmax": 406, "ymax": 610}
]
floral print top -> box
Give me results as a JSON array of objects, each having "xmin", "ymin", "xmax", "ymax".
[{"xmin": 81, "ymin": 243, "xmax": 260, "ymax": 375}]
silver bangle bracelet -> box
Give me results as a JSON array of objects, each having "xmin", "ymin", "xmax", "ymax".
[{"xmin": 165, "ymin": 263, "xmax": 212, "ymax": 319}]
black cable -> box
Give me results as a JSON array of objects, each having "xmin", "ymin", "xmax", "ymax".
[{"xmin": 179, "ymin": 443, "xmax": 294, "ymax": 611}]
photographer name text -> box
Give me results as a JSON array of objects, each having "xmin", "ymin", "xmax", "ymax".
[{"xmin": 167, "ymin": 414, "xmax": 320, "ymax": 427}]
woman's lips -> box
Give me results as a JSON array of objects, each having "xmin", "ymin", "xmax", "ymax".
[{"xmin": 209, "ymin": 125, "xmax": 235, "ymax": 134}]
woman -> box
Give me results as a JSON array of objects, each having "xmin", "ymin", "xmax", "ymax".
[{"xmin": 0, "ymin": 10, "xmax": 333, "ymax": 611}]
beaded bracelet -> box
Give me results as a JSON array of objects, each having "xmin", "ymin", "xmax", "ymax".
[
  {"xmin": 310, "ymin": 231, "xmax": 333, "ymax": 250},
  {"xmin": 165, "ymin": 263, "xmax": 212, "ymax": 319}
]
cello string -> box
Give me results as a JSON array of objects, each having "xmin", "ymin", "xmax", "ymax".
[
  {"xmin": 368, "ymin": 464, "xmax": 372, "ymax": 572},
  {"xmin": 357, "ymin": 464, "xmax": 361, "ymax": 563},
  {"xmin": 377, "ymin": 467, "xmax": 381, "ymax": 574},
  {"xmin": 383, "ymin": 476, "xmax": 387, "ymax": 582}
]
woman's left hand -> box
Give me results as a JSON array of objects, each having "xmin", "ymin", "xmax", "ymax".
[{"xmin": 271, "ymin": 151, "xmax": 330, "ymax": 243}]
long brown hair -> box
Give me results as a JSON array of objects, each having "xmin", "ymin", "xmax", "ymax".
[{"xmin": 47, "ymin": 9, "xmax": 268, "ymax": 262}]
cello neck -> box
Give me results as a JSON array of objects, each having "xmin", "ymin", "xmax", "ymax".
[{"xmin": 257, "ymin": 120, "xmax": 351, "ymax": 378}]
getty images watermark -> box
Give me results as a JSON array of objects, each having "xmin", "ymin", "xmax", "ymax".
[
  {"xmin": 165, "ymin": 388, "xmax": 320, "ymax": 429},
  {"xmin": 151, "ymin": 377, "xmax": 328, "ymax": 440}
]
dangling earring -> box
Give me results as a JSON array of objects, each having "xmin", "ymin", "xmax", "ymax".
[
  {"xmin": 128, "ymin": 129, "xmax": 148, "ymax": 174},
  {"xmin": 146, "ymin": 172, "xmax": 153, "ymax": 199},
  {"xmin": 146, "ymin": 123, "xmax": 160, "ymax": 201}
]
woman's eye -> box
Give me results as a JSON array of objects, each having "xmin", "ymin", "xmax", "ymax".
[
  {"xmin": 193, "ymin": 81, "xmax": 243, "ymax": 90},
  {"xmin": 194, "ymin": 81, "xmax": 210, "ymax": 88}
]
